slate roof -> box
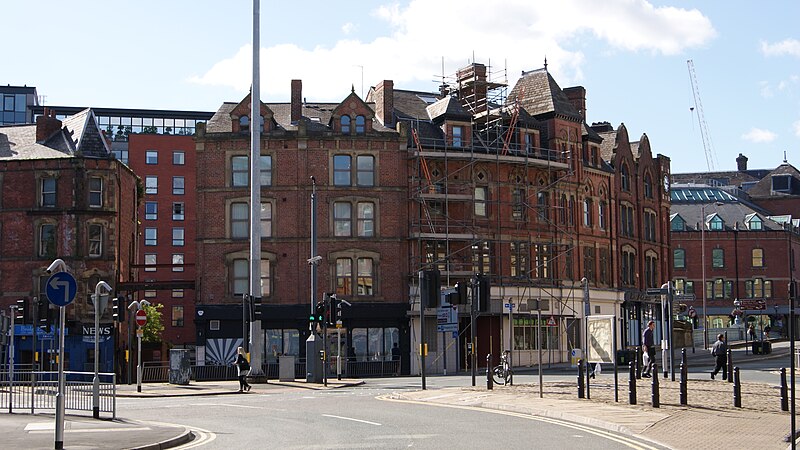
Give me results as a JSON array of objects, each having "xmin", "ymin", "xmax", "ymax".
[
  {"xmin": 744, "ymin": 163, "xmax": 800, "ymax": 198},
  {"xmin": 0, "ymin": 108, "xmax": 110, "ymax": 160},
  {"xmin": 510, "ymin": 69, "xmax": 582, "ymax": 121},
  {"xmin": 426, "ymin": 96, "xmax": 471, "ymax": 123},
  {"xmin": 598, "ymin": 130, "xmax": 617, "ymax": 164},
  {"xmin": 669, "ymin": 186, "xmax": 780, "ymax": 231},
  {"xmin": 205, "ymin": 100, "xmax": 396, "ymax": 134}
]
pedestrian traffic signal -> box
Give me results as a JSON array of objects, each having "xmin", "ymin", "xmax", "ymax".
[
  {"xmin": 420, "ymin": 269, "xmax": 441, "ymax": 308},
  {"xmin": 252, "ymin": 296, "xmax": 262, "ymax": 321},
  {"xmin": 450, "ymin": 281, "xmax": 467, "ymax": 305},
  {"xmin": 327, "ymin": 294, "xmax": 338, "ymax": 326},
  {"xmin": 112, "ymin": 296, "xmax": 125, "ymax": 322},
  {"xmin": 37, "ymin": 295, "xmax": 53, "ymax": 328},
  {"xmin": 15, "ymin": 298, "xmax": 29, "ymax": 323},
  {"xmin": 475, "ymin": 274, "xmax": 490, "ymax": 312},
  {"xmin": 314, "ymin": 300, "xmax": 326, "ymax": 323}
]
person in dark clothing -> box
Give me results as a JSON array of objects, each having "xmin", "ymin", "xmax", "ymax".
[
  {"xmin": 711, "ymin": 333, "xmax": 728, "ymax": 380},
  {"xmin": 235, "ymin": 346, "xmax": 252, "ymax": 392},
  {"xmin": 641, "ymin": 320, "xmax": 656, "ymax": 378},
  {"xmin": 391, "ymin": 342, "xmax": 401, "ymax": 375}
]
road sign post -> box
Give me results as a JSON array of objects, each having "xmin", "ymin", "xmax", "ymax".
[{"xmin": 45, "ymin": 261, "xmax": 76, "ymax": 450}]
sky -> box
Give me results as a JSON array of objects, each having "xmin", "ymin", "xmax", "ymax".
[{"xmin": 5, "ymin": 0, "xmax": 800, "ymax": 174}]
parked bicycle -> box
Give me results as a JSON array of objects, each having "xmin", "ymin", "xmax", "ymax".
[{"xmin": 492, "ymin": 350, "xmax": 512, "ymax": 385}]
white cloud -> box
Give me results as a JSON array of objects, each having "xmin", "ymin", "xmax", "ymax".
[
  {"xmin": 761, "ymin": 39, "xmax": 800, "ymax": 57},
  {"xmin": 793, "ymin": 120, "xmax": 800, "ymax": 137},
  {"xmin": 342, "ymin": 22, "xmax": 356, "ymax": 35},
  {"xmin": 190, "ymin": 0, "xmax": 716, "ymax": 101},
  {"xmin": 741, "ymin": 128, "xmax": 777, "ymax": 143}
]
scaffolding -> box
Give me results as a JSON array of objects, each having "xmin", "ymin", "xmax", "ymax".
[{"xmin": 405, "ymin": 60, "xmax": 594, "ymax": 371}]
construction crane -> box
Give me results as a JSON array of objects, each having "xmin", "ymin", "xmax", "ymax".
[{"xmin": 687, "ymin": 59, "xmax": 718, "ymax": 171}]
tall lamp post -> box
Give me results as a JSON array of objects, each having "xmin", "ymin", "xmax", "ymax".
[
  {"xmin": 701, "ymin": 204, "xmax": 708, "ymax": 349},
  {"xmin": 91, "ymin": 281, "xmax": 112, "ymax": 419}
]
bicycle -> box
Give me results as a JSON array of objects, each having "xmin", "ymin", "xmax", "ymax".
[{"xmin": 492, "ymin": 350, "xmax": 512, "ymax": 385}]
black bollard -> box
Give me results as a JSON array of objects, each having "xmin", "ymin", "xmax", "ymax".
[
  {"xmin": 628, "ymin": 362, "xmax": 637, "ymax": 405},
  {"xmin": 681, "ymin": 348, "xmax": 687, "ymax": 371},
  {"xmin": 727, "ymin": 348, "xmax": 733, "ymax": 383},
  {"xmin": 733, "ymin": 367, "xmax": 741, "ymax": 408},
  {"xmin": 577, "ymin": 359, "xmax": 585, "ymax": 398},
  {"xmin": 636, "ymin": 346, "xmax": 642, "ymax": 379},
  {"xmin": 651, "ymin": 361, "xmax": 660, "ymax": 408},
  {"xmin": 781, "ymin": 368, "xmax": 788, "ymax": 412},
  {"xmin": 486, "ymin": 354, "xmax": 493, "ymax": 390},
  {"xmin": 679, "ymin": 361, "xmax": 687, "ymax": 406}
]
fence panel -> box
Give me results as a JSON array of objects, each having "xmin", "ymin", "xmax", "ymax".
[{"xmin": 0, "ymin": 371, "xmax": 115, "ymax": 416}]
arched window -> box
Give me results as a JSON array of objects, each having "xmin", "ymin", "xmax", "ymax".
[
  {"xmin": 355, "ymin": 115, "xmax": 366, "ymax": 134},
  {"xmin": 620, "ymin": 164, "xmax": 630, "ymax": 191},
  {"xmin": 341, "ymin": 116, "xmax": 351, "ymax": 135},
  {"xmin": 239, "ymin": 116, "xmax": 249, "ymax": 132}
]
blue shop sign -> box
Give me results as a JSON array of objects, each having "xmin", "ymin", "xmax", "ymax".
[{"xmin": 14, "ymin": 325, "xmax": 65, "ymax": 338}]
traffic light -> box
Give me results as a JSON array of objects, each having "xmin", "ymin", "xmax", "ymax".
[
  {"xmin": 450, "ymin": 281, "xmax": 467, "ymax": 305},
  {"xmin": 252, "ymin": 296, "xmax": 262, "ymax": 321},
  {"xmin": 313, "ymin": 300, "xmax": 326, "ymax": 323},
  {"xmin": 475, "ymin": 274, "xmax": 490, "ymax": 312},
  {"xmin": 327, "ymin": 294, "xmax": 338, "ymax": 326},
  {"xmin": 15, "ymin": 298, "xmax": 29, "ymax": 323},
  {"xmin": 112, "ymin": 296, "xmax": 125, "ymax": 322},
  {"xmin": 37, "ymin": 295, "xmax": 53, "ymax": 328},
  {"xmin": 420, "ymin": 269, "xmax": 441, "ymax": 308}
]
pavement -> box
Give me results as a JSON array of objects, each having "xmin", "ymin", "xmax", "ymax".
[{"xmin": 0, "ymin": 339, "xmax": 795, "ymax": 449}]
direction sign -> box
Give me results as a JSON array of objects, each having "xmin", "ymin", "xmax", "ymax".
[
  {"xmin": 675, "ymin": 294, "xmax": 696, "ymax": 301},
  {"xmin": 646, "ymin": 288, "xmax": 668, "ymax": 296},
  {"xmin": 437, "ymin": 323, "xmax": 458, "ymax": 333},
  {"xmin": 135, "ymin": 309, "xmax": 147, "ymax": 327},
  {"xmin": 739, "ymin": 299, "xmax": 766, "ymax": 310},
  {"xmin": 46, "ymin": 272, "xmax": 77, "ymax": 307}
]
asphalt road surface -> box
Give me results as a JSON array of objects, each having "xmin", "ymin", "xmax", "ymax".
[{"xmin": 118, "ymin": 380, "xmax": 668, "ymax": 449}]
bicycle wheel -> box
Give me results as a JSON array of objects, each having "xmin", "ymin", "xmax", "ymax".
[{"xmin": 492, "ymin": 365, "xmax": 506, "ymax": 385}]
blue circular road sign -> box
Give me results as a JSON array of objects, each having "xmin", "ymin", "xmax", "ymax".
[{"xmin": 46, "ymin": 272, "xmax": 78, "ymax": 307}]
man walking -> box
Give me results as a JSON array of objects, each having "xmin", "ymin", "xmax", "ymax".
[
  {"xmin": 641, "ymin": 320, "xmax": 656, "ymax": 378},
  {"xmin": 711, "ymin": 333, "xmax": 727, "ymax": 380}
]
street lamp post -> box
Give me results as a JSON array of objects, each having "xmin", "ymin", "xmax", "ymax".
[
  {"xmin": 701, "ymin": 204, "xmax": 708, "ymax": 349},
  {"xmin": 91, "ymin": 281, "xmax": 112, "ymax": 419}
]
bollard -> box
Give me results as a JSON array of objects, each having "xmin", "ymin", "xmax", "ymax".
[
  {"xmin": 681, "ymin": 348, "xmax": 687, "ymax": 371},
  {"xmin": 727, "ymin": 348, "xmax": 733, "ymax": 383},
  {"xmin": 628, "ymin": 362, "xmax": 637, "ymax": 405},
  {"xmin": 636, "ymin": 346, "xmax": 642, "ymax": 379},
  {"xmin": 651, "ymin": 361, "xmax": 660, "ymax": 408},
  {"xmin": 679, "ymin": 361, "xmax": 687, "ymax": 406},
  {"xmin": 486, "ymin": 354, "xmax": 493, "ymax": 390},
  {"xmin": 577, "ymin": 359, "xmax": 585, "ymax": 399},
  {"xmin": 733, "ymin": 367, "xmax": 741, "ymax": 408},
  {"xmin": 781, "ymin": 368, "xmax": 789, "ymax": 412}
]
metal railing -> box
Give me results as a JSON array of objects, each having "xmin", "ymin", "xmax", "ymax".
[
  {"xmin": 135, "ymin": 357, "xmax": 401, "ymax": 383},
  {"xmin": 0, "ymin": 371, "xmax": 116, "ymax": 418}
]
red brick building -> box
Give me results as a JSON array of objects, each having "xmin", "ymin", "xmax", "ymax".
[
  {"xmin": 671, "ymin": 157, "xmax": 800, "ymax": 342},
  {"xmin": 125, "ymin": 134, "xmax": 197, "ymax": 347},
  {"xmin": 0, "ymin": 108, "xmax": 138, "ymax": 372},
  {"xmin": 194, "ymin": 86, "xmax": 408, "ymax": 369}
]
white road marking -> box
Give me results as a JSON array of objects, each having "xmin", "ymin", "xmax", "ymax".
[
  {"xmin": 29, "ymin": 427, "xmax": 152, "ymax": 434},
  {"xmin": 322, "ymin": 414, "xmax": 382, "ymax": 426}
]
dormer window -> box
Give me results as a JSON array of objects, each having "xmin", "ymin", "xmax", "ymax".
[
  {"xmin": 239, "ymin": 116, "xmax": 249, "ymax": 132},
  {"xmin": 746, "ymin": 214, "xmax": 763, "ymax": 230},
  {"xmin": 709, "ymin": 215, "xmax": 723, "ymax": 231},
  {"xmin": 355, "ymin": 115, "xmax": 365, "ymax": 135},
  {"xmin": 452, "ymin": 126, "xmax": 463, "ymax": 148},
  {"xmin": 670, "ymin": 214, "xmax": 685, "ymax": 231},
  {"xmin": 341, "ymin": 116, "xmax": 351, "ymax": 135},
  {"xmin": 772, "ymin": 174, "xmax": 792, "ymax": 193}
]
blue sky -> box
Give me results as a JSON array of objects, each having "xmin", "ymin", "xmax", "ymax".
[{"xmin": 5, "ymin": 1, "xmax": 799, "ymax": 174}]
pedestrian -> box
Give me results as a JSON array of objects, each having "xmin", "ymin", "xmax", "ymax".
[
  {"xmin": 747, "ymin": 324, "xmax": 755, "ymax": 341},
  {"xmin": 641, "ymin": 320, "xmax": 656, "ymax": 378},
  {"xmin": 764, "ymin": 324, "xmax": 771, "ymax": 339},
  {"xmin": 235, "ymin": 346, "xmax": 252, "ymax": 392},
  {"xmin": 710, "ymin": 333, "xmax": 727, "ymax": 380}
]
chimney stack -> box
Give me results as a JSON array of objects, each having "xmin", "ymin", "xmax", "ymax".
[
  {"xmin": 456, "ymin": 63, "xmax": 488, "ymax": 114},
  {"xmin": 736, "ymin": 153, "xmax": 748, "ymax": 171},
  {"xmin": 564, "ymin": 86, "xmax": 587, "ymax": 120},
  {"xmin": 374, "ymin": 80, "xmax": 394, "ymax": 127},
  {"xmin": 36, "ymin": 108, "xmax": 62, "ymax": 142},
  {"xmin": 290, "ymin": 79, "xmax": 302, "ymax": 124}
]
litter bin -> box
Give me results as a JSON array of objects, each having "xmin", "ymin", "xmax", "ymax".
[
  {"xmin": 616, "ymin": 349, "xmax": 635, "ymax": 365},
  {"xmin": 752, "ymin": 341, "xmax": 763, "ymax": 355},
  {"xmin": 279, "ymin": 355, "xmax": 295, "ymax": 382},
  {"xmin": 762, "ymin": 341, "xmax": 772, "ymax": 354}
]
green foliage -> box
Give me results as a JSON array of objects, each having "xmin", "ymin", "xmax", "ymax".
[{"xmin": 142, "ymin": 303, "xmax": 165, "ymax": 343}]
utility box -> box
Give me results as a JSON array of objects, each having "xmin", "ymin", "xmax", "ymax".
[
  {"xmin": 169, "ymin": 349, "xmax": 191, "ymax": 385},
  {"xmin": 279, "ymin": 356, "xmax": 295, "ymax": 382}
]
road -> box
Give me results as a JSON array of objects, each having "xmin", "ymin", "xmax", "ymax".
[{"xmin": 118, "ymin": 379, "xmax": 667, "ymax": 449}]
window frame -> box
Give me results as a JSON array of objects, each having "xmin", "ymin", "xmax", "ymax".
[
  {"xmin": 230, "ymin": 202, "xmax": 249, "ymax": 239},
  {"xmin": 145, "ymin": 201, "xmax": 158, "ymax": 220},
  {"xmin": 172, "ymin": 253, "xmax": 184, "ymax": 272},
  {"xmin": 474, "ymin": 186, "xmax": 488, "ymax": 217},
  {"xmin": 356, "ymin": 155, "xmax": 375, "ymax": 187},
  {"xmin": 333, "ymin": 201, "xmax": 352, "ymax": 237},
  {"xmin": 41, "ymin": 177, "xmax": 57, "ymax": 207},
  {"xmin": 333, "ymin": 155, "xmax": 352, "ymax": 186},
  {"xmin": 673, "ymin": 248, "xmax": 686, "ymax": 269},
  {"xmin": 145, "ymin": 176, "xmax": 158, "ymax": 195},
  {"xmin": 752, "ymin": 248, "xmax": 764, "ymax": 267},
  {"xmin": 39, "ymin": 223, "xmax": 57, "ymax": 258},
  {"xmin": 711, "ymin": 248, "xmax": 724, "ymax": 268},
  {"xmin": 357, "ymin": 202, "xmax": 375, "ymax": 237},
  {"xmin": 145, "ymin": 150, "xmax": 158, "ymax": 165},
  {"xmin": 144, "ymin": 228, "xmax": 157, "ymax": 246},
  {"xmin": 172, "ymin": 151, "xmax": 185, "ymax": 165},
  {"xmin": 172, "ymin": 202, "xmax": 184, "ymax": 221},
  {"xmin": 231, "ymin": 155, "xmax": 249, "ymax": 187},
  {"xmin": 172, "ymin": 176, "xmax": 185, "ymax": 195},
  {"xmin": 87, "ymin": 223, "xmax": 103, "ymax": 257},
  {"xmin": 88, "ymin": 177, "xmax": 103, "ymax": 208},
  {"xmin": 172, "ymin": 227, "xmax": 185, "ymax": 246}
]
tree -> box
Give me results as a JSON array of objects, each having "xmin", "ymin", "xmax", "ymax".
[{"xmin": 141, "ymin": 303, "xmax": 164, "ymax": 344}]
